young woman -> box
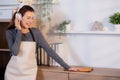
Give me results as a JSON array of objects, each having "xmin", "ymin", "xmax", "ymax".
[{"xmin": 5, "ymin": 5, "xmax": 92, "ymax": 80}]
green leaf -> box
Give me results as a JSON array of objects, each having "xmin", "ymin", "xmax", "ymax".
[{"xmin": 109, "ymin": 12, "xmax": 120, "ymax": 24}]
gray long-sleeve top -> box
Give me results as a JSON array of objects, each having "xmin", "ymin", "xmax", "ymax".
[{"xmin": 6, "ymin": 27, "xmax": 70, "ymax": 70}]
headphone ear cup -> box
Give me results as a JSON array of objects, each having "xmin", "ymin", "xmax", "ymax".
[{"xmin": 16, "ymin": 13, "xmax": 22, "ymax": 21}]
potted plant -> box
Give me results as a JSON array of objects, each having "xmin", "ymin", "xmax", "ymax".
[
  {"xmin": 58, "ymin": 20, "xmax": 71, "ymax": 33},
  {"xmin": 109, "ymin": 12, "xmax": 120, "ymax": 31}
]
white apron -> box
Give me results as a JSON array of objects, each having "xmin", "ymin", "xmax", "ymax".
[{"xmin": 5, "ymin": 42, "xmax": 37, "ymax": 80}]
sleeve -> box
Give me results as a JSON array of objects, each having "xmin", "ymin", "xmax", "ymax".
[
  {"xmin": 34, "ymin": 29, "xmax": 70, "ymax": 70},
  {"xmin": 6, "ymin": 29, "xmax": 22, "ymax": 56}
]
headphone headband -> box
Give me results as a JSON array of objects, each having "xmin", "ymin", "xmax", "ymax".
[
  {"xmin": 17, "ymin": 3, "xmax": 33, "ymax": 13},
  {"xmin": 17, "ymin": 3, "xmax": 24, "ymax": 13}
]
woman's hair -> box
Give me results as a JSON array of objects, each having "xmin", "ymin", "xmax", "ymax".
[{"xmin": 8, "ymin": 5, "xmax": 35, "ymax": 29}]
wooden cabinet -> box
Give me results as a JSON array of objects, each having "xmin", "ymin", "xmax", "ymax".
[{"xmin": 37, "ymin": 66, "xmax": 120, "ymax": 80}]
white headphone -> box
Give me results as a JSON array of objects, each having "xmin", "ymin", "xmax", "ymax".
[
  {"xmin": 16, "ymin": 3, "xmax": 34, "ymax": 21},
  {"xmin": 16, "ymin": 3, "xmax": 24, "ymax": 21}
]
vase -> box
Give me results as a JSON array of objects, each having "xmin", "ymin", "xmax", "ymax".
[
  {"xmin": 66, "ymin": 24, "xmax": 73, "ymax": 33},
  {"xmin": 114, "ymin": 24, "xmax": 120, "ymax": 31}
]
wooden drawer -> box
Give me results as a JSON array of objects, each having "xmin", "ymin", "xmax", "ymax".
[{"xmin": 37, "ymin": 66, "xmax": 68, "ymax": 80}]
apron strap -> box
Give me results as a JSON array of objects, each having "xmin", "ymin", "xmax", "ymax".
[{"xmin": 29, "ymin": 28, "xmax": 35, "ymax": 41}]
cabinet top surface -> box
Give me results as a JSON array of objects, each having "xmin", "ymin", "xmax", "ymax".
[{"xmin": 38, "ymin": 66, "xmax": 120, "ymax": 77}]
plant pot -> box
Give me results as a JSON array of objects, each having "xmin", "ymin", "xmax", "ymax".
[
  {"xmin": 66, "ymin": 24, "xmax": 73, "ymax": 33},
  {"xmin": 114, "ymin": 24, "xmax": 120, "ymax": 31}
]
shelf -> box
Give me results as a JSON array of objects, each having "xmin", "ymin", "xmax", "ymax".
[
  {"xmin": 0, "ymin": 49, "xmax": 9, "ymax": 51},
  {"xmin": 71, "ymin": 31, "xmax": 120, "ymax": 35},
  {"xmin": 49, "ymin": 31, "xmax": 120, "ymax": 35},
  {"xmin": 0, "ymin": 19, "xmax": 11, "ymax": 22}
]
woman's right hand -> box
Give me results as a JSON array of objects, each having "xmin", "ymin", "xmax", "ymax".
[
  {"xmin": 69, "ymin": 67, "xmax": 93, "ymax": 72},
  {"xmin": 15, "ymin": 14, "xmax": 21, "ymax": 30}
]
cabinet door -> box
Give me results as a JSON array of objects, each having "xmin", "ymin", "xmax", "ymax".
[
  {"xmin": 0, "ymin": 22, "xmax": 9, "ymax": 49},
  {"xmin": 37, "ymin": 71, "xmax": 68, "ymax": 80},
  {"xmin": 69, "ymin": 73, "xmax": 120, "ymax": 80}
]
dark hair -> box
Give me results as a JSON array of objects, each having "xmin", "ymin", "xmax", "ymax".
[{"xmin": 8, "ymin": 5, "xmax": 35, "ymax": 29}]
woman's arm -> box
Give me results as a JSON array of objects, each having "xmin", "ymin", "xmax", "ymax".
[
  {"xmin": 33, "ymin": 28, "xmax": 70, "ymax": 70},
  {"xmin": 6, "ymin": 29, "xmax": 22, "ymax": 56}
]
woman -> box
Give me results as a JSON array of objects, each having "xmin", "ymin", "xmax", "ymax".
[{"xmin": 5, "ymin": 5, "xmax": 92, "ymax": 80}]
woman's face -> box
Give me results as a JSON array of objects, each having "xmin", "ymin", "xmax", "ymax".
[{"xmin": 21, "ymin": 11, "xmax": 35, "ymax": 29}]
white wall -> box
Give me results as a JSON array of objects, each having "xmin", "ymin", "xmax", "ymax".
[
  {"xmin": 50, "ymin": 0, "xmax": 120, "ymax": 69},
  {"xmin": 0, "ymin": 0, "xmax": 18, "ymax": 5},
  {"xmin": 64, "ymin": 34, "xmax": 120, "ymax": 69}
]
